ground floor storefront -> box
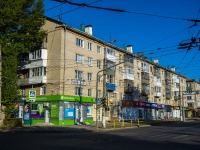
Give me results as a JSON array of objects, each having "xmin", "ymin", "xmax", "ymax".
[
  {"xmin": 18, "ymin": 95, "xmax": 95, "ymax": 126},
  {"xmin": 118, "ymin": 100, "xmax": 182, "ymax": 121}
]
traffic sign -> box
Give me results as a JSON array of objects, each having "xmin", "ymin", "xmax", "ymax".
[{"xmin": 29, "ymin": 90, "xmax": 36, "ymax": 99}]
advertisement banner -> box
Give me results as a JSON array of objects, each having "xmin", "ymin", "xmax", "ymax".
[
  {"xmin": 23, "ymin": 103, "xmax": 30, "ymax": 120},
  {"xmin": 64, "ymin": 108, "xmax": 75, "ymax": 118},
  {"xmin": 51, "ymin": 103, "xmax": 59, "ymax": 118},
  {"xmin": 31, "ymin": 103, "xmax": 44, "ymax": 118}
]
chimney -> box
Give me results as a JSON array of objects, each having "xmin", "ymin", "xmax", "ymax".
[
  {"xmin": 127, "ymin": 45, "xmax": 133, "ymax": 53},
  {"xmin": 171, "ymin": 66, "xmax": 175, "ymax": 72},
  {"xmin": 154, "ymin": 59, "xmax": 159, "ymax": 64},
  {"xmin": 85, "ymin": 25, "xmax": 92, "ymax": 35},
  {"xmin": 80, "ymin": 24, "xmax": 85, "ymax": 32}
]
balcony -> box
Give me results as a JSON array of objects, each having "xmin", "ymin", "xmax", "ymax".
[
  {"xmin": 124, "ymin": 87, "xmax": 134, "ymax": 93},
  {"xmin": 124, "ymin": 61, "xmax": 133, "ymax": 68},
  {"xmin": 141, "ymin": 89, "xmax": 150, "ymax": 96},
  {"xmin": 124, "ymin": 73, "xmax": 134, "ymax": 80},
  {"xmin": 165, "ymin": 84, "xmax": 171, "ymax": 90},
  {"xmin": 142, "ymin": 78, "xmax": 149, "ymax": 84},
  {"xmin": 106, "ymin": 83, "xmax": 116, "ymax": 91},
  {"xmin": 154, "ymin": 70, "xmax": 160, "ymax": 77},
  {"xmin": 187, "ymin": 100, "xmax": 195, "ymax": 103},
  {"xmin": 18, "ymin": 76, "xmax": 47, "ymax": 86},
  {"xmin": 106, "ymin": 53, "xmax": 116, "ymax": 62},
  {"xmin": 105, "ymin": 69, "xmax": 115, "ymax": 75},
  {"xmin": 166, "ymin": 93, "xmax": 172, "ymax": 99},
  {"xmin": 174, "ymin": 96, "xmax": 180, "ymax": 101},
  {"xmin": 154, "ymin": 92, "xmax": 161, "ymax": 97}
]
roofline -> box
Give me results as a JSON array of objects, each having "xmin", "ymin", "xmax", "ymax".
[{"xmin": 45, "ymin": 16, "xmax": 189, "ymax": 80}]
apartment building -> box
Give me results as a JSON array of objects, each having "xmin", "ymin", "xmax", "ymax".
[
  {"xmin": 17, "ymin": 17, "xmax": 197, "ymax": 126},
  {"xmin": 185, "ymin": 79, "xmax": 200, "ymax": 117}
]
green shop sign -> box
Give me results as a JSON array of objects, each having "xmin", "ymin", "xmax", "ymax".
[{"xmin": 25, "ymin": 95, "xmax": 95, "ymax": 103}]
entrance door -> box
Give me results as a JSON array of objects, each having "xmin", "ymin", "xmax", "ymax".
[{"xmin": 45, "ymin": 109, "xmax": 50, "ymax": 123}]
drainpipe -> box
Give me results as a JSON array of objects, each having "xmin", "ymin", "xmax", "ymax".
[{"xmin": 63, "ymin": 26, "xmax": 67, "ymax": 95}]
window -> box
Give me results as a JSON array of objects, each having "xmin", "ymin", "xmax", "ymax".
[
  {"xmin": 76, "ymin": 38, "xmax": 84, "ymax": 48},
  {"xmin": 88, "ymin": 89, "xmax": 92, "ymax": 96},
  {"xmin": 31, "ymin": 50, "xmax": 42, "ymax": 60},
  {"xmin": 21, "ymin": 89, "xmax": 26, "ymax": 96},
  {"xmin": 76, "ymin": 54, "xmax": 84, "ymax": 63},
  {"xmin": 40, "ymin": 87, "xmax": 46, "ymax": 95},
  {"xmin": 98, "ymin": 75, "xmax": 101, "ymax": 83},
  {"xmin": 141, "ymin": 62, "xmax": 149, "ymax": 72},
  {"xmin": 119, "ymin": 54, "xmax": 122, "ymax": 62},
  {"xmin": 32, "ymin": 67, "xmax": 46, "ymax": 77},
  {"xmin": 107, "ymin": 75, "xmax": 114, "ymax": 83},
  {"xmin": 137, "ymin": 72, "xmax": 140, "ymax": 79},
  {"xmin": 88, "ymin": 42, "xmax": 92, "ymax": 51},
  {"xmin": 88, "ymin": 73, "xmax": 92, "ymax": 81},
  {"xmin": 119, "ymin": 80, "xmax": 122, "ymax": 87},
  {"xmin": 127, "ymin": 68, "xmax": 133, "ymax": 75},
  {"xmin": 97, "ymin": 46, "xmax": 101, "ymax": 53},
  {"xmin": 154, "ymin": 86, "xmax": 161, "ymax": 93},
  {"xmin": 106, "ymin": 48, "xmax": 115, "ymax": 56},
  {"xmin": 75, "ymin": 87, "xmax": 82, "ymax": 95},
  {"xmin": 114, "ymin": 93, "xmax": 117, "ymax": 100},
  {"xmin": 120, "ymin": 93, "xmax": 123, "ymax": 100},
  {"xmin": 97, "ymin": 60, "xmax": 101, "ymax": 68},
  {"xmin": 75, "ymin": 70, "xmax": 83, "ymax": 79},
  {"xmin": 119, "ymin": 67, "xmax": 122, "ymax": 74},
  {"xmin": 88, "ymin": 57, "xmax": 92, "ymax": 66},
  {"xmin": 187, "ymin": 96, "xmax": 192, "ymax": 100},
  {"xmin": 98, "ymin": 90, "xmax": 102, "ymax": 97}
]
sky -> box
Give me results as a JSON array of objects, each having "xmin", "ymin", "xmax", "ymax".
[{"xmin": 44, "ymin": 0, "xmax": 200, "ymax": 81}]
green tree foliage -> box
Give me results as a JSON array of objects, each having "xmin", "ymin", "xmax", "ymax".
[{"xmin": 0, "ymin": 0, "xmax": 46, "ymax": 118}]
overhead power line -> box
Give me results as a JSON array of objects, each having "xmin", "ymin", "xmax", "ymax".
[{"xmin": 52, "ymin": 0, "xmax": 200, "ymax": 23}]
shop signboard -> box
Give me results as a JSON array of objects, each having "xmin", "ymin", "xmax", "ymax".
[
  {"xmin": 134, "ymin": 101, "xmax": 146, "ymax": 107},
  {"xmin": 145, "ymin": 102, "xmax": 158, "ymax": 109},
  {"xmin": 64, "ymin": 108, "xmax": 75, "ymax": 118},
  {"xmin": 51, "ymin": 103, "xmax": 59, "ymax": 118}
]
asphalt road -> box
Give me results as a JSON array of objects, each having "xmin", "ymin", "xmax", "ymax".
[{"xmin": 0, "ymin": 121, "xmax": 200, "ymax": 150}]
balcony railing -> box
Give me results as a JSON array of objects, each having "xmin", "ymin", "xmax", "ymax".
[
  {"xmin": 141, "ymin": 89, "xmax": 150, "ymax": 95},
  {"xmin": 154, "ymin": 71, "xmax": 160, "ymax": 77},
  {"xmin": 166, "ymin": 93, "xmax": 172, "ymax": 99}
]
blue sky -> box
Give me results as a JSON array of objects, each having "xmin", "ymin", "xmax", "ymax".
[{"xmin": 44, "ymin": 0, "xmax": 200, "ymax": 81}]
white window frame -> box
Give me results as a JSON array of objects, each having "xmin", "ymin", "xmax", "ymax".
[
  {"xmin": 97, "ymin": 60, "xmax": 101, "ymax": 68},
  {"xmin": 88, "ymin": 57, "xmax": 92, "ymax": 66},
  {"xmin": 40, "ymin": 87, "xmax": 46, "ymax": 95},
  {"xmin": 76, "ymin": 54, "xmax": 84, "ymax": 63},
  {"xmin": 75, "ymin": 70, "xmax": 83, "ymax": 79},
  {"xmin": 88, "ymin": 89, "xmax": 92, "ymax": 96},
  {"xmin": 88, "ymin": 42, "xmax": 92, "ymax": 51},
  {"xmin": 97, "ymin": 45, "xmax": 101, "ymax": 54},
  {"xmin": 88, "ymin": 73, "xmax": 92, "ymax": 81},
  {"xmin": 76, "ymin": 38, "xmax": 84, "ymax": 48},
  {"xmin": 75, "ymin": 87, "xmax": 83, "ymax": 95}
]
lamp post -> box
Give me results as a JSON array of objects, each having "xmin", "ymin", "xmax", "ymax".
[
  {"xmin": 79, "ymin": 79, "xmax": 85, "ymax": 123},
  {"xmin": 96, "ymin": 61, "xmax": 125, "ymax": 129}
]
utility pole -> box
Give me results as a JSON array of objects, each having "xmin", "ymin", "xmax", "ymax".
[{"xmin": 96, "ymin": 60, "xmax": 125, "ymax": 129}]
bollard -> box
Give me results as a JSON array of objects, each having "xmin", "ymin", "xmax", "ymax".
[
  {"xmin": 114, "ymin": 120, "xmax": 115, "ymax": 128},
  {"xmin": 130, "ymin": 119, "xmax": 132, "ymax": 126},
  {"xmin": 137, "ymin": 119, "xmax": 139, "ymax": 127},
  {"xmin": 122, "ymin": 119, "xmax": 124, "ymax": 127}
]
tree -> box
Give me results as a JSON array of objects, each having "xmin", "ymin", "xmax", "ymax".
[{"xmin": 0, "ymin": 0, "xmax": 46, "ymax": 118}]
